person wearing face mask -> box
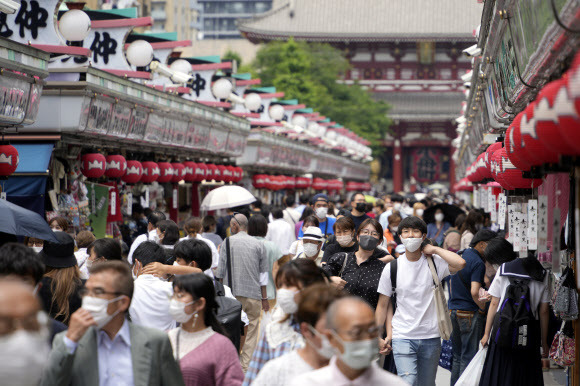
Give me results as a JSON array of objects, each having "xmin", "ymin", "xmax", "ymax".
[
  {"xmin": 460, "ymin": 210, "xmax": 484, "ymax": 250},
  {"xmin": 201, "ymin": 215, "xmax": 223, "ymax": 248},
  {"xmin": 295, "ymin": 226, "xmax": 325, "ymax": 266},
  {"xmin": 413, "ymin": 202, "xmax": 426, "ymax": 220},
  {"xmin": 382, "ymin": 213, "xmax": 402, "ymax": 255},
  {"xmin": 448, "ymin": 229, "xmax": 496, "ymax": 385},
  {"xmin": 442, "ymin": 213, "xmax": 466, "ymax": 253},
  {"xmin": 0, "ymin": 243, "xmax": 67, "ymax": 346},
  {"xmin": 127, "ymin": 210, "xmax": 166, "ymax": 265},
  {"xmin": 323, "ymin": 218, "xmax": 393, "ymax": 309},
  {"xmin": 426, "ymin": 208, "xmax": 451, "ymax": 246},
  {"xmin": 321, "ymin": 217, "xmax": 357, "ymax": 264},
  {"xmin": 83, "ymin": 238, "xmax": 123, "ymax": 278},
  {"xmin": 167, "ymin": 273, "xmax": 244, "ymax": 385},
  {"xmin": 41, "ymin": 260, "xmax": 184, "ymax": 386},
  {"xmin": 266, "ymin": 207, "xmax": 296, "ymax": 257},
  {"xmin": 0, "ymin": 280, "xmax": 51, "ymax": 386},
  {"xmin": 74, "ymin": 231, "xmax": 96, "ymax": 279},
  {"xmin": 379, "ymin": 194, "xmax": 407, "ymax": 232},
  {"xmin": 289, "ymin": 215, "xmax": 319, "ymax": 258},
  {"xmin": 290, "ymin": 297, "xmax": 407, "ymax": 385},
  {"xmin": 346, "ymin": 192, "xmax": 371, "ymax": 230},
  {"xmin": 298, "ymin": 194, "xmax": 337, "ymax": 241},
  {"xmin": 375, "ymin": 216, "xmax": 465, "ymax": 386},
  {"xmin": 24, "ymin": 236, "xmax": 44, "ymax": 253},
  {"xmin": 252, "ymin": 284, "xmax": 346, "ymax": 385},
  {"xmin": 243, "ymin": 259, "xmax": 328, "ymax": 385},
  {"xmin": 48, "ymin": 216, "xmax": 69, "ymax": 233},
  {"xmin": 179, "ymin": 217, "xmax": 219, "ymax": 276},
  {"xmin": 129, "ymin": 241, "xmax": 176, "ymax": 331}
]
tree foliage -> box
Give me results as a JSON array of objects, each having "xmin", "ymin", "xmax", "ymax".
[{"xmin": 247, "ymin": 39, "xmax": 390, "ymax": 154}]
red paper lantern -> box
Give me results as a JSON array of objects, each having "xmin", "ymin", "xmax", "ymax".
[
  {"xmin": 562, "ymin": 58, "xmax": 580, "ymax": 153},
  {"xmin": 157, "ymin": 162, "xmax": 174, "ymax": 183},
  {"xmin": 495, "ymin": 149, "xmax": 515, "ymax": 190},
  {"xmin": 105, "ymin": 155, "xmax": 127, "ymax": 179},
  {"xmin": 216, "ymin": 165, "xmax": 227, "ymax": 182},
  {"xmin": 501, "ymin": 153, "xmax": 543, "ymax": 189},
  {"xmin": 252, "ymin": 174, "xmax": 266, "ymax": 189},
  {"xmin": 194, "ymin": 163, "xmax": 207, "ymax": 182},
  {"xmin": 535, "ymin": 78, "xmax": 579, "ymax": 156},
  {"xmin": 519, "ymin": 103, "xmax": 559, "ymax": 166},
  {"xmin": 141, "ymin": 162, "xmax": 160, "ymax": 183},
  {"xmin": 171, "ymin": 163, "xmax": 185, "ymax": 183},
  {"xmin": 485, "ymin": 142, "xmax": 502, "ymax": 173},
  {"xmin": 312, "ymin": 178, "xmax": 327, "ymax": 191},
  {"xmin": 233, "ymin": 167, "xmax": 244, "ymax": 182},
  {"xmin": 121, "ymin": 160, "xmax": 143, "ymax": 184},
  {"xmin": 182, "ymin": 161, "xmax": 197, "ymax": 182},
  {"xmin": 222, "ymin": 166, "xmax": 234, "ymax": 183},
  {"xmin": 81, "ymin": 153, "xmax": 106, "ymax": 179},
  {"xmin": 205, "ymin": 164, "xmax": 218, "ymax": 181},
  {"xmin": 505, "ymin": 115, "xmax": 531, "ymax": 171}
]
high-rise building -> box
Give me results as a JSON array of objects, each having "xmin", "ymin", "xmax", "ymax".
[
  {"xmin": 197, "ymin": 0, "xmax": 272, "ymax": 39},
  {"xmin": 138, "ymin": 0, "xmax": 202, "ymax": 41}
]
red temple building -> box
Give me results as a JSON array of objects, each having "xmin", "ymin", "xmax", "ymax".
[{"xmin": 238, "ymin": 0, "xmax": 483, "ymax": 192}]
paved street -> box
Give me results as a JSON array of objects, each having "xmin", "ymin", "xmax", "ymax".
[{"xmin": 435, "ymin": 364, "xmax": 568, "ymax": 385}]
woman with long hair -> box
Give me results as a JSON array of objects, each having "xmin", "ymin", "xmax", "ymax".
[
  {"xmin": 243, "ymin": 259, "xmax": 328, "ymax": 385},
  {"xmin": 460, "ymin": 210, "xmax": 483, "ymax": 250},
  {"xmin": 38, "ymin": 232, "xmax": 83, "ymax": 324},
  {"xmin": 168, "ymin": 273, "xmax": 243, "ymax": 385}
]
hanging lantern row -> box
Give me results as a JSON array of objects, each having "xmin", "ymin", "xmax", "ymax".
[
  {"xmin": 345, "ymin": 181, "xmax": 372, "ymax": 192},
  {"xmin": 252, "ymin": 175, "xmax": 357, "ymax": 191},
  {"xmin": 453, "ymin": 178, "xmax": 474, "ymax": 192},
  {"xmin": 81, "ymin": 154, "xmax": 243, "ymax": 184}
]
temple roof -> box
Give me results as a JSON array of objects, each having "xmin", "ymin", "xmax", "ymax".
[
  {"xmin": 239, "ymin": 0, "xmax": 483, "ymax": 43},
  {"xmin": 375, "ymin": 92, "xmax": 464, "ymax": 121}
]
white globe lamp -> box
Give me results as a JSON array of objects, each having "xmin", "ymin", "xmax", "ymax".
[
  {"xmin": 244, "ymin": 93, "xmax": 262, "ymax": 111},
  {"xmin": 126, "ymin": 40, "xmax": 154, "ymax": 67},
  {"xmin": 212, "ymin": 78, "xmax": 233, "ymax": 100},
  {"xmin": 292, "ymin": 115, "xmax": 306, "ymax": 128},
  {"xmin": 59, "ymin": 10, "xmax": 91, "ymax": 42},
  {"xmin": 268, "ymin": 104, "xmax": 285, "ymax": 121},
  {"xmin": 169, "ymin": 59, "xmax": 192, "ymax": 75}
]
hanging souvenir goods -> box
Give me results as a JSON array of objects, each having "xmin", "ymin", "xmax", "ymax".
[
  {"xmin": 81, "ymin": 153, "xmax": 106, "ymax": 179},
  {"xmin": 104, "ymin": 155, "xmax": 127, "ymax": 179},
  {"xmin": 157, "ymin": 162, "xmax": 174, "ymax": 183},
  {"xmin": 171, "ymin": 163, "xmax": 185, "ymax": 183},
  {"xmin": 141, "ymin": 162, "xmax": 160, "ymax": 183},
  {"xmin": 519, "ymin": 103, "xmax": 559, "ymax": 166},
  {"xmin": 182, "ymin": 161, "xmax": 197, "ymax": 182},
  {"xmin": 121, "ymin": 160, "xmax": 143, "ymax": 184}
]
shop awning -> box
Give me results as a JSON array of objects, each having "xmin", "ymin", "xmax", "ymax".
[{"xmin": 13, "ymin": 143, "xmax": 54, "ymax": 174}]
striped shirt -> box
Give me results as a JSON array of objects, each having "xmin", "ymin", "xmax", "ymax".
[{"xmin": 216, "ymin": 231, "xmax": 268, "ymax": 299}]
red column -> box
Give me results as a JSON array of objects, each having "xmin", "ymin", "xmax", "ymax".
[
  {"xmin": 393, "ymin": 139, "xmax": 403, "ymax": 192},
  {"xmin": 449, "ymin": 147, "xmax": 456, "ymax": 194},
  {"xmin": 191, "ymin": 183, "xmax": 200, "ymax": 217}
]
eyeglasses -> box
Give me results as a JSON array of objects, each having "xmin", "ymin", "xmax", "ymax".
[
  {"xmin": 336, "ymin": 325, "xmax": 380, "ymax": 341},
  {"xmin": 360, "ymin": 229, "xmax": 380, "ymax": 238},
  {"xmin": 79, "ymin": 287, "xmax": 123, "ymax": 298},
  {"xmin": 0, "ymin": 311, "xmax": 49, "ymax": 336}
]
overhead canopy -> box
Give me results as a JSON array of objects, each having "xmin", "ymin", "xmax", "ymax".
[{"xmin": 14, "ymin": 143, "xmax": 54, "ymax": 174}]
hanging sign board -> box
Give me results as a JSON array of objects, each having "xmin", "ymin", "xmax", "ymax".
[
  {"xmin": 498, "ymin": 193, "xmax": 507, "ymax": 230},
  {"xmin": 538, "ymin": 195, "xmax": 548, "ymax": 252},
  {"xmin": 527, "ymin": 199, "xmax": 538, "ymax": 250},
  {"xmin": 490, "ymin": 193, "xmax": 497, "ymax": 223}
]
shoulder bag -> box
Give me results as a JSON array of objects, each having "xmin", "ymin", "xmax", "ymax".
[{"xmin": 427, "ymin": 256, "xmax": 453, "ymax": 340}]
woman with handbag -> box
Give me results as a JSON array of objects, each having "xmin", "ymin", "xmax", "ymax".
[{"xmin": 479, "ymin": 254, "xmax": 550, "ymax": 386}]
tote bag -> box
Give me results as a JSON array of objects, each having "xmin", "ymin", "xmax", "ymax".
[{"xmin": 427, "ymin": 257, "xmax": 453, "ymax": 340}]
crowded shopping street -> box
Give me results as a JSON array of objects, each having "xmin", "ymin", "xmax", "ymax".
[{"xmin": 1, "ymin": 0, "xmax": 580, "ymax": 385}]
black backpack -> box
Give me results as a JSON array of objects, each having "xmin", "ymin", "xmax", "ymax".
[
  {"xmin": 214, "ymin": 279, "xmax": 243, "ymax": 352},
  {"xmin": 494, "ymin": 277, "xmax": 536, "ymax": 350}
]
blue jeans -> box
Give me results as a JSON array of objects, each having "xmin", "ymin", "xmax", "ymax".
[
  {"xmin": 450, "ymin": 310, "xmax": 486, "ymax": 385},
  {"xmin": 392, "ymin": 337, "xmax": 441, "ymax": 386}
]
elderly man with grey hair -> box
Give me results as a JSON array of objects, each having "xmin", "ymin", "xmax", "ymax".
[
  {"xmin": 216, "ymin": 212, "xmax": 269, "ymax": 372},
  {"xmin": 291, "ymin": 297, "xmax": 407, "ymax": 385}
]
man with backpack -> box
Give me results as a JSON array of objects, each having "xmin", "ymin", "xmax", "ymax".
[
  {"xmin": 375, "ymin": 216, "xmax": 466, "ymax": 386},
  {"xmin": 448, "ymin": 229, "xmax": 496, "ymax": 385}
]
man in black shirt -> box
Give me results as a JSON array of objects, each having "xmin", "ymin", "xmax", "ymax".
[{"xmin": 347, "ymin": 192, "xmax": 370, "ymax": 230}]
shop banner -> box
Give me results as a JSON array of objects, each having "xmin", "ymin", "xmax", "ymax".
[
  {"xmin": 87, "ymin": 183, "xmax": 109, "ymax": 239},
  {"xmin": 538, "ymin": 195, "xmax": 548, "ymax": 252},
  {"xmin": 552, "ymin": 207, "xmax": 561, "ymax": 275},
  {"xmin": 104, "ymin": 182, "xmax": 122, "ymax": 223},
  {"xmin": 527, "ymin": 199, "xmax": 538, "ymax": 250}
]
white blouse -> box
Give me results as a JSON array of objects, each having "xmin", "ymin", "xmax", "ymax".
[{"xmin": 168, "ymin": 326, "xmax": 215, "ymax": 360}]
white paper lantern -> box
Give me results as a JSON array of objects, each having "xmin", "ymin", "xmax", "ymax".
[
  {"xmin": 292, "ymin": 115, "xmax": 306, "ymax": 128},
  {"xmin": 212, "ymin": 78, "xmax": 233, "ymax": 99},
  {"xmin": 268, "ymin": 104, "xmax": 285, "ymax": 121},
  {"xmin": 169, "ymin": 59, "xmax": 192, "ymax": 75},
  {"xmin": 59, "ymin": 10, "xmax": 91, "ymax": 42},
  {"xmin": 126, "ymin": 40, "xmax": 154, "ymax": 67},
  {"xmin": 244, "ymin": 93, "xmax": 262, "ymax": 111}
]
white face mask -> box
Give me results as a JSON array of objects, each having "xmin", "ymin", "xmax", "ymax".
[
  {"xmin": 390, "ymin": 226, "xmax": 398, "ymax": 233},
  {"xmin": 435, "ymin": 213, "xmax": 444, "ymax": 222},
  {"xmin": 31, "ymin": 246, "xmax": 43, "ymax": 253},
  {"xmin": 277, "ymin": 288, "xmax": 299, "ymax": 314},
  {"xmin": 336, "ymin": 234, "xmax": 353, "ymax": 247},
  {"xmin": 82, "ymin": 296, "xmax": 124, "ymax": 329},
  {"xmin": 307, "ymin": 325, "xmax": 335, "ymax": 359},
  {"xmin": 0, "ymin": 328, "xmax": 49, "ymax": 386},
  {"xmin": 416, "ymin": 209, "xmax": 424, "ymax": 217},
  {"xmin": 168, "ymin": 298, "xmax": 196, "ymax": 324},
  {"xmin": 332, "ymin": 333, "xmax": 378, "ymax": 370},
  {"xmin": 393, "ymin": 203, "xmax": 402, "ymax": 211},
  {"xmin": 401, "ymin": 237, "xmax": 423, "ymax": 252},
  {"xmin": 303, "ymin": 243, "xmax": 320, "ymax": 258},
  {"xmin": 315, "ymin": 207, "xmax": 328, "ymax": 219}
]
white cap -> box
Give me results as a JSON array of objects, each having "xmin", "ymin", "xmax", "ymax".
[{"xmin": 302, "ymin": 226, "xmax": 323, "ymax": 242}]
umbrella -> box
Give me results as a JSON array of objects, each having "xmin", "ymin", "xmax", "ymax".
[
  {"xmin": 0, "ymin": 199, "xmax": 59, "ymax": 242},
  {"xmin": 428, "ymin": 182, "xmax": 447, "ymax": 191},
  {"xmin": 201, "ymin": 185, "xmax": 257, "ymax": 211},
  {"xmin": 423, "ymin": 203, "xmax": 465, "ymax": 225}
]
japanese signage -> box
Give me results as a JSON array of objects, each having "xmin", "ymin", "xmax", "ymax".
[
  {"xmin": 537, "ymin": 195, "xmax": 548, "ymax": 252},
  {"xmin": 87, "ymin": 182, "xmax": 109, "ymax": 239},
  {"xmin": 498, "ymin": 193, "xmax": 506, "ymax": 230},
  {"xmin": 411, "ymin": 148, "xmax": 442, "ymax": 183},
  {"xmin": 527, "ymin": 199, "xmax": 538, "ymax": 250}
]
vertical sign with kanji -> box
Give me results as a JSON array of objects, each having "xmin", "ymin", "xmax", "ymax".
[
  {"xmin": 552, "ymin": 207, "xmax": 561, "ymax": 275},
  {"xmin": 498, "ymin": 193, "xmax": 507, "ymax": 230},
  {"xmin": 537, "ymin": 195, "xmax": 548, "ymax": 252},
  {"xmin": 490, "ymin": 194, "xmax": 497, "ymax": 223},
  {"xmin": 480, "ymin": 187, "xmax": 488, "ymax": 213},
  {"xmin": 520, "ymin": 204, "xmax": 528, "ymax": 257},
  {"xmin": 527, "ymin": 199, "xmax": 538, "ymax": 250},
  {"xmin": 473, "ymin": 188, "xmax": 479, "ymax": 209},
  {"xmin": 508, "ymin": 204, "xmax": 515, "ymax": 245}
]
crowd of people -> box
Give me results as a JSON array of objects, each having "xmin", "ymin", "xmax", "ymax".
[{"xmin": 0, "ymin": 191, "xmax": 552, "ymax": 386}]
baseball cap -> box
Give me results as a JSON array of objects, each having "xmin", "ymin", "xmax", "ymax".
[
  {"xmin": 469, "ymin": 229, "xmax": 497, "ymax": 248},
  {"xmin": 311, "ymin": 193, "xmax": 329, "ymax": 204}
]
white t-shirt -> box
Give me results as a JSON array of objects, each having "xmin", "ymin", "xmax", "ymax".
[
  {"xmin": 289, "ymin": 239, "xmax": 304, "ymax": 256},
  {"xmin": 129, "ymin": 274, "xmax": 176, "ymax": 331},
  {"xmin": 378, "ymin": 253, "xmax": 450, "ymax": 339},
  {"xmin": 488, "ymin": 265, "xmax": 550, "ymax": 319},
  {"xmin": 252, "ymin": 350, "xmax": 313, "ymax": 386},
  {"xmin": 266, "ymin": 219, "xmax": 296, "ymax": 255}
]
